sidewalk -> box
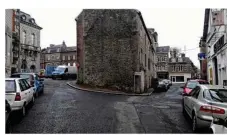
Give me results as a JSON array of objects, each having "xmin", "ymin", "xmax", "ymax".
[{"xmin": 67, "ymin": 82, "xmax": 154, "ymax": 96}]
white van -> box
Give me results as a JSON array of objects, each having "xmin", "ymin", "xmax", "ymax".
[{"xmin": 52, "ymin": 65, "xmax": 78, "ymax": 80}]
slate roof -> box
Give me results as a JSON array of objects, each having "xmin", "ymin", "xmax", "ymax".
[
  {"xmin": 42, "ymin": 42, "xmax": 76, "ymax": 54},
  {"xmin": 18, "ymin": 10, "xmax": 42, "ymax": 30},
  {"xmin": 169, "ymin": 56, "xmax": 192, "ymax": 63},
  {"xmin": 156, "ymin": 46, "xmax": 170, "ymax": 53}
]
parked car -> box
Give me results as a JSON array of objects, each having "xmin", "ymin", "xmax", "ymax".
[
  {"xmin": 209, "ymin": 117, "xmax": 227, "ymax": 134},
  {"xmin": 5, "ymin": 100, "xmax": 12, "ymax": 133},
  {"xmin": 11, "ymin": 73, "xmax": 44, "ymax": 97},
  {"xmin": 162, "ymin": 79, "xmax": 172, "ymax": 88},
  {"xmin": 5, "ymin": 78, "xmax": 35, "ymax": 117},
  {"xmin": 156, "ymin": 79, "xmax": 169, "ymax": 92},
  {"xmin": 52, "ymin": 65, "xmax": 77, "ymax": 80},
  {"xmin": 181, "ymin": 79, "xmax": 209, "ymax": 96},
  {"xmin": 182, "ymin": 84, "xmax": 227, "ymax": 132}
]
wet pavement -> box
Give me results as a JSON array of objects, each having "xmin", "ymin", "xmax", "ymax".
[{"xmin": 10, "ymin": 79, "xmax": 192, "ymax": 133}]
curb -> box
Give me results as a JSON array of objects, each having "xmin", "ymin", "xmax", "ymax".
[{"xmin": 67, "ymin": 82, "xmax": 154, "ymax": 96}]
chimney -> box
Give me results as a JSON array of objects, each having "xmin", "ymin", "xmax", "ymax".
[
  {"xmin": 181, "ymin": 53, "xmax": 185, "ymax": 58},
  {"xmin": 63, "ymin": 40, "xmax": 66, "ymax": 45}
]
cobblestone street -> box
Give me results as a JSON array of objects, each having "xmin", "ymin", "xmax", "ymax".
[{"xmin": 10, "ymin": 79, "xmax": 192, "ymax": 133}]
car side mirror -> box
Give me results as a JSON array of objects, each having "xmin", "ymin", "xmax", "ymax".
[{"xmin": 213, "ymin": 118, "xmax": 225, "ymax": 125}]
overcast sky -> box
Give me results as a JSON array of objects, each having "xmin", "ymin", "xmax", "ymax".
[{"xmin": 21, "ymin": 8, "xmax": 205, "ymax": 68}]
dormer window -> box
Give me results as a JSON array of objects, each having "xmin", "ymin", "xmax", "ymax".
[
  {"xmin": 171, "ymin": 58, "xmax": 176, "ymax": 62},
  {"xmin": 29, "ymin": 18, "xmax": 36, "ymax": 24},
  {"xmin": 21, "ymin": 15, "xmax": 26, "ymax": 20},
  {"xmin": 178, "ymin": 57, "xmax": 182, "ymax": 62}
]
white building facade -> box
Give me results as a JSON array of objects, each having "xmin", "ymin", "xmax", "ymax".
[{"xmin": 206, "ymin": 9, "xmax": 227, "ymax": 86}]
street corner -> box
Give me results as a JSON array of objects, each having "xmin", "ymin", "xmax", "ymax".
[{"xmin": 66, "ymin": 82, "xmax": 154, "ymax": 96}]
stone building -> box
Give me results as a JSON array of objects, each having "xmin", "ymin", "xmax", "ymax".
[
  {"xmin": 76, "ymin": 9, "xmax": 157, "ymax": 93},
  {"xmin": 41, "ymin": 41, "xmax": 77, "ymax": 68},
  {"xmin": 169, "ymin": 52, "xmax": 197, "ymax": 84},
  {"xmin": 201, "ymin": 9, "xmax": 227, "ymax": 85},
  {"xmin": 11, "ymin": 9, "xmax": 42, "ymax": 73},
  {"xmin": 156, "ymin": 46, "xmax": 170, "ymax": 79},
  {"xmin": 5, "ymin": 9, "xmax": 42, "ymax": 75},
  {"xmin": 5, "ymin": 9, "xmax": 13, "ymax": 77}
]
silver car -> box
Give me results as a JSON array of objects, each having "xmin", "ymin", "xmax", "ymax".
[{"xmin": 182, "ymin": 85, "xmax": 227, "ymax": 132}]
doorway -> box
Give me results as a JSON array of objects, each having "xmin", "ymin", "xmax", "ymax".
[
  {"xmin": 213, "ymin": 57, "xmax": 219, "ymax": 85},
  {"xmin": 171, "ymin": 76, "xmax": 176, "ymax": 82}
]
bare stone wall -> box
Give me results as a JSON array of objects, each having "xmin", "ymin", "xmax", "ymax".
[{"xmin": 77, "ymin": 9, "xmax": 156, "ymax": 92}]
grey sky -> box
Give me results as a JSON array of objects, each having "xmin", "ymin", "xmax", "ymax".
[{"xmin": 22, "ymin": 8, "xmax": 204, "ymax": 68}]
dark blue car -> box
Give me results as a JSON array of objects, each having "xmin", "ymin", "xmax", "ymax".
[{"xmin": 11, "ymin": 73, "xmax": 44, "ymax": 97}]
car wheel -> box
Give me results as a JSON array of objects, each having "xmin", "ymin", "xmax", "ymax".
[
  {"xmin": 35, "ymin": 91, "xmax": 39, "ymax": 97},
  {"xmin": 192, "ymin": 113, "xmax": 198, "ymax": 132},
  {"xmin": 20, "ymin": 105, "xmax": 26, "ymax": 117},
  {"xmin": 182, "ymin": 101, "xmax": 186, "ymax": 115},
  {"xmin": 31, "ymin": 96, "xmax": 35, "ymax": 105}
]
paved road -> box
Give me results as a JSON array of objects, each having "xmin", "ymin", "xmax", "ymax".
[{"xmin": 11, "ymin": 79, "xmax": 192, "ymax": 133}]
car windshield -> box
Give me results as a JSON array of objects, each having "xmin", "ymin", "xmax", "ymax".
[
  {"xmin": 209, "ymin": 89, "xmax": 227, "ymax": 103},
  {"xmin": 55, "ymin": 67, "xmax": 65, "ymax": 72},
  {"xmin": 186, "ymin": 81, "xmax": 198, "ymax": 89},
  {"xmin": 5, "ymin": 80, "xmax": 16, "ymax": 93}
]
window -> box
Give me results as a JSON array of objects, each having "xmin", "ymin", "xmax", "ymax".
[
  {"xmin": 18, "ymin": 79, "xmax": 27, "ymax": 91},
  {"xmin": 22, "ymin": 31, "xmax": 26, "ymax": 44},
  {"xmin": 179, "ymin": 65, "xmax": 183, "ymax": 71},
  {"xmin": 31, "ymin": 33, "xmax": 35, "ymax": 45},
  {"xmin": 48, "ymin": 55, "xmax": 50, "ymax": 60},
  {"xmin": 5, "ymin": 80, "xmax": 16, "ymax": 93},
  {"xmin": 51, "ymin": 55, "xmax": 55, "ymax": 60},
  {"xmin": 140, "ymin": 49, "xmax": 143, "ymax": 63},
  {"xmin": 148, "ymin": 58, "xmax": 151, "ymax": 70},
  {"xmin": 207, "ymin": 89, "xmax": 227, "ymax": 102},
  {"xmin": 162, "ymin": 57, "xmax": 165, "ymax": 62},
  {"xmin": 145, "ymin": 54, "xmax": 147, "ymax": 67},
  {"xmin": 57, "ymin": 48, "xmax": 60, "ymax": 52},
  {"xmin": 65, "ymin": 68, "xmax": 68, "ymax": 72},
  {"xmin": 68, "ymin": 63, "xmax": 70, "ymax": 66},
  {"xmin": 63, "ymin": 56, "xmax": 65, "ymax": 60},
  {"xmin": 70, "ymin": 55, "xmax": 73, "ymax": 60},
  {"xmin": 22, "ymin": 79, "xmax": 30, "ymax": 89},
  {"xmin": 173, "ymin": 66, "xmax": 176, "ymax": 71},
  {"xmin": 176, "ymin": 76, "xmax": 184, "ymax": 82},
  {"xmin": 186, "ymin": 81, "xmax": 198, "ymax": 89},
  {"xmin": 190, "ymin": 86, "xmax": 201, "ymax": 99},
  {"xmin": 73, "ymin": 55, "xmax": 76, "ymax": 60},
  {"xmin": 178, "ymin": 57, "xmax": 182, "ymax": 62},
  {"xmin": 73, "ymin": 62, "xmax": 76, "ymax": 66}
]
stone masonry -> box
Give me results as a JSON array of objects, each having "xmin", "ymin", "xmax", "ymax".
[{"xmin": 76, "ymin": 9, "xmax": 157, "ymax": 93}]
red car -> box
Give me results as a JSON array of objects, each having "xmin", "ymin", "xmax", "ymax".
[{"xmin": 182, "ymin": 79, "xmax": 209, "ymax": 96}]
